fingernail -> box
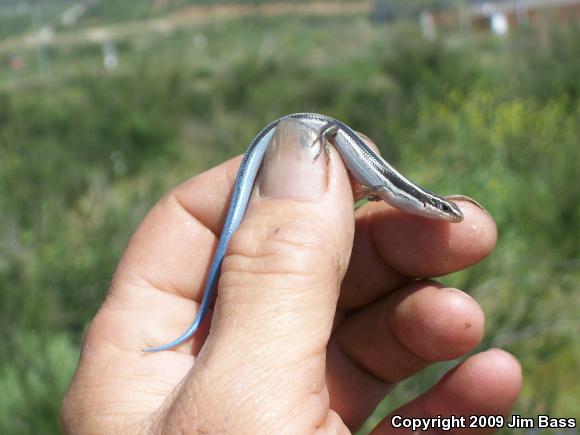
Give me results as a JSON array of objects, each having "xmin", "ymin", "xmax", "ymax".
[
  {"xmin": 445, "ymin": 194, "xmax": 492, "ymax": 218},
  {"xmin": 258, "ymin": 119, "xmax": 327, "ymax": 200}
]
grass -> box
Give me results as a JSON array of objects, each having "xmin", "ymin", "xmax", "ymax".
[{"xmin": 0, "ymin": 11, "xmax": 578, "ymax": 434}]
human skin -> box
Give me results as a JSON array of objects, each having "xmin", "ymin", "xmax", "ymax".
[{"xmin": 61, "ymin": 124, "xmax": 521, "ymax": 434}]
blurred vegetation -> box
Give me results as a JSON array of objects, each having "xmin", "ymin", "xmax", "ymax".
[
  {"xmin": 0, "ymin": 1, "xmax": 77, "ymax": 40},
  {"xmin": 0, "ymin": 0, "xmax": 371, "ymax": 39},
  {"xmin": 0, "ymin": 4, "xmax": 578, "ymax": 434}
]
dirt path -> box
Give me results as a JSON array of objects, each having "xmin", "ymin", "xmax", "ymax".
[{"xmin": 0, "ymin": 1, "xmax": 371, "ymax": 54}]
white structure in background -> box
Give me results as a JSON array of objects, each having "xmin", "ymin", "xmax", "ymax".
[
  {"xmin": 27, "ymin": 3, "xmax": 53, "ymax": 75},
  {"xmin": 87, "ymin": 28, "xmax": 110, "ymax": 43},
  {"xmin": 151, "ymin": 19, "xmax": 172, "ymax": 34},
  {"xmin": 36, "ymin": 26, "xmax": 55, "ymax": 44},
  {"xmin": 426, "ymin": 0, "xmax": 580, "ymax": 34},
  {"xmin": 62, "ymin": 0, "xmax": 101, "ymax": 27},
  {"xmin": 61, "ymin": 4, "xmax": 87, "ymax": 27},
  {"xmin": 420, "ymin": 10, "xmax": 437, "ymax": 40},
  {"xmin": 103, "ymin": 40, "xmax": 118, "ymax": 70},
  {"xmin": 491, "ymin": 11, "xmax": 509, "ymax": 34},
  {"xmin": 86, "ymin": 28, "xmax": 118, "ymax": 70}
]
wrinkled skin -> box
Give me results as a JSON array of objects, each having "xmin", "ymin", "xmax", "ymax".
[{"xmin": 61, "ymin": 131, "xmax": 521, "ymax": 434}]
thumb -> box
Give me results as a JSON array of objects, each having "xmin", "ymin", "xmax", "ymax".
[
  {"xmin": 211, "ymin": 118, "xmax": 354, "ymax": 351},
  {"xmin": 178, "ymin": 118, "xmax": 356, "ymax": 431}
]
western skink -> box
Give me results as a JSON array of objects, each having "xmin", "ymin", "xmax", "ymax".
[{"xmin": 144, "ymin": 113, "xmax": 464, "ymax": 352}]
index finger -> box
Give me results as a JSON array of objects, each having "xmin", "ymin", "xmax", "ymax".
[
  {"xmin": 340, "ymin": 199, "xmax": 497, "ymax": 310},
  {"xmin": 112, "ymin": 155, "xmax": 243, "ymax": 301},
  {"xmin": 94, "ymin": 156, "xmax": 248, "ymax": 353}
]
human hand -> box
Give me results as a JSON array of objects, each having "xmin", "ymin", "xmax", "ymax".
[{"xmin": 61, "ymin": 123, "xmax": 521, "ymax": 434}]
